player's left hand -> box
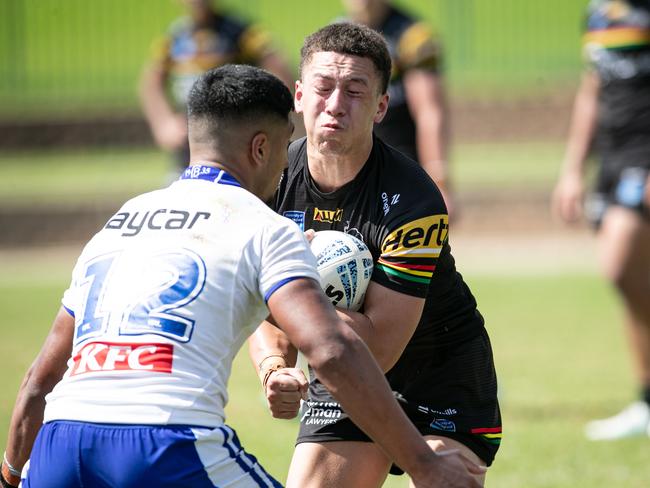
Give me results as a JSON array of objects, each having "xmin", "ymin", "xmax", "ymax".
[
  {"xmin": 303, "ymin": 229, "xmax": 315, "ymax": 243},
  {"xmin": 264, "ymin": 367, "xmax": 308, "ymax": 419}
]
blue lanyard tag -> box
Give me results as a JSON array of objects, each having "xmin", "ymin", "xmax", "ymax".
[{"xmin": 180, "ymin": 164, "xmax": 241, "ymax": 188}]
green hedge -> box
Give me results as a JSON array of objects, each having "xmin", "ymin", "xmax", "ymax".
[{"xmin": 0, "ymin": 0, "xmax": 586, "ymax": 117}]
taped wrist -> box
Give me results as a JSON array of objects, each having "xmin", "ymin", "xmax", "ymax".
[{"xmin": 258, "ymin": 354, "xmax": 287, "ymax": 388}]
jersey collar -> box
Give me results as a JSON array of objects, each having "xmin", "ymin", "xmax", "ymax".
[{"xmin": 180, "ymin": 164, "xmax": 241, "ymax": 187}]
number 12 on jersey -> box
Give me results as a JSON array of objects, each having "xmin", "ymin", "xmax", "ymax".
[{"xmin": 75, "ymin": 249, "xmax": 207, "ymax": 345}]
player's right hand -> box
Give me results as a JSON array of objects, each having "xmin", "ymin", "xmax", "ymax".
[
  {"xmin": 410, "ymin": 449, "xmax": 486, "ymax": 488},
  {"xmin": 552, "ymin": 172, "xmax": 585, "ymax": 223},
  {"xmin": 264, "ymin": 367, "xmax": 308, "ymax": 419}
]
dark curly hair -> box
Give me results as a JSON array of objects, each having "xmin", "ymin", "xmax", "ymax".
[{"xmin": 187, "ymin": 64, "xmax": 293, "ymax": 123}]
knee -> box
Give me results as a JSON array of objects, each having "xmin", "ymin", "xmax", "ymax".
[{"xmin": 604, "ymin": 264, "xmax": 648, "ymax": 300}]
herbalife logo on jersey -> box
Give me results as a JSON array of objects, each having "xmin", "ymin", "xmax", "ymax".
[{"xmin": 313, "ymin": 207, "xmax": 343, "ymax": 223}]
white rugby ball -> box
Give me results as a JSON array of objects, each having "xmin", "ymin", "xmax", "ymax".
[{"xmin": 310, "ymin": 230, "xmax": 373, "ymax": 311}]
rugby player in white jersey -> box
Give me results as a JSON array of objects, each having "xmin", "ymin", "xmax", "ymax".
[{"xmin": 1, "ymin": 65, "xmax": 482, "ymax": 488}]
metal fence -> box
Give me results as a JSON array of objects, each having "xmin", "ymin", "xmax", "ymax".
[{"xmin": 0, "ymin": 0, "xmax": 587, "ymax": 120}]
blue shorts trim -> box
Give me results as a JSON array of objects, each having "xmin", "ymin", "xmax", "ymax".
[{"xmin": 22, "ymin": 421, "xmax": 282, "ymax": 488}]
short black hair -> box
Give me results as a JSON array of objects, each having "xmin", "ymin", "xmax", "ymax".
[
  {"xmin": 187, "ymin": 64, "xmax": 293, "ymax": 124},
  {"xmin": 300, "ymin": 22, "xmax": 391, "ymax": 94}
]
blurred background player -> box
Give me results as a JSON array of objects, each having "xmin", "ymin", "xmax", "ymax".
[
  {"xmin": 341, "ymin": 0, "xmax": 454, "ymax": 216},
  {"xmin": 552, "ymin": 0, "xmax": 650, "ymax": 440},
  {"xmin": 0, "ymin": 65, "xmax": 469, "ymax": 488},
  {"xmin": 139, "ymin": 0, "xmax": 294, "ymax": 179}
]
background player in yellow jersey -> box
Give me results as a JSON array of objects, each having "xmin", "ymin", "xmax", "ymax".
[{"xmin": 139, "ymin": 0, "xmax": 294, "ymax": 177}]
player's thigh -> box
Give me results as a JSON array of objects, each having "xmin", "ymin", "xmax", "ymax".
[
  {"xmin": 406, "ymin": 435, "xmax": 486, "ymax": 488},
  {"xmin": 286, "ymin": 441, "xmax": 391, "ymax": 488},
  {"xmin": 597, "ymin": 207, "xmax": 650, "ymax": 285}
]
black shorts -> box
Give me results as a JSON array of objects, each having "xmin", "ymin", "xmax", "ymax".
[
  {"xmin": 296, "ymin": 327, "xmax": 502, "ymax": 473},
  {"xmin": 587, "ymin": 164, "xmax": 649, "ymax": 227}
]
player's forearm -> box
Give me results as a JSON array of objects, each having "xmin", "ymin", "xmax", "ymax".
[
  {"xmin": 139, "ymin": 66, "xmax": 177, "ymax": 125},
  {"xmin": 4, "ymin": 370, "xmax": 51, "ymax": 474},
  {"xmin": 416, "ymin": 111, "xmax": 449, "ymax": 187},
  {"xmin": 249, "ymin": 320, "xmax": 298, "ymax": 377},
  {"xmin": 562, "ymin": 72, "xmax": 600, "ymax": 177},
  {"xmin": 334, "ymin": 309, "xmax": 399, "ymax": 372}
]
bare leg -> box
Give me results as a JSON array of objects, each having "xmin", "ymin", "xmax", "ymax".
[
  {"xmin": 408, "ymin": 436, "xmax": 486, "ymax": 488},
  {"xmin": 597, "ymin": 207, "xmax": 650, "ymax": 386},
  {"xmin": 286, "ymin": 441, "xmax": 391, "ymax": 488},
  {"xmin": 586, "ymin": 207, "xmax": 650, "ymax": 440}
]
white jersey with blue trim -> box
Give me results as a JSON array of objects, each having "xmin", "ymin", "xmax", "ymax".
[{"xmin": 44, "ymin": 166, "xmax": 319, "ymax": 427}]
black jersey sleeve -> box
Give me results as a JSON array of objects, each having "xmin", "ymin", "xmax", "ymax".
[
  {"xmin": 374, "ymin": 211, "xmax": 448, "ymax": 298},
  {"xmin": 370, "ymin": 147, "xmax": 449, "ymax": 298}
]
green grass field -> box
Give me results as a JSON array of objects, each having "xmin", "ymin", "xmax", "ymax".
[
  {"xmin": 2, "ymin": 256, "xmax": 648, "ymax": 487},
  {"xmin": 0, "ymin": 141, "xmax": 565, "ymax": 206},
  {"xmin": 1, "ymin": 142, "xmax": 649, "ymax": 487}
]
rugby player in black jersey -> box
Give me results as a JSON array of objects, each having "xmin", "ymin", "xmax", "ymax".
[
  {"xmin": 249, "ymin": 22, "xmax": 499, "ymax": 488},
  {"xmin": 552, "ymin": 0, "xmax": 650, "ymax": 441}
]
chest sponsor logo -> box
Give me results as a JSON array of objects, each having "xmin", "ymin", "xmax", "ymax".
[
  {"xmin": 283, "ymin": 211, "xmax": 305, "ymax": 231},
  {"xmin": 381, "ymin": 214, "xmax": 448, "ymax": 257},
  {"xmin": 69, "ymin": 341, "xmax": 173, "ymax": 376},
  {"xmin": 313, "ymin": 207, "xmax": 343, "ymax": 223},
  {"xmin": 105, "ymin": 209, "xmax": 211, "ymax": 237}
]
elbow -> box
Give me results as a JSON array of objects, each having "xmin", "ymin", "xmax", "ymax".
[
  {"xmin": 371, "ymin": 346, "xmax": 401, "ymax": 373},
  {"xmin": 307, "ymin": 327, "xmax": 362, "ymax": 375},
  {"xmin": 18, "ymin": 365, "xmax": 59, "ymax": 403}
]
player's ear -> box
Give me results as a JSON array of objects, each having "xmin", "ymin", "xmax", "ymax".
[
  {"xmin": 373, "ymin": 92, "xmax": 389, "ymax": 124},
  {"xmin": 250, "ymin": 131, "xmax": 269, "ymax": 166},
  {"xmin": 294, "ymin": 80, "xmax": 304, "ymax": 114}
]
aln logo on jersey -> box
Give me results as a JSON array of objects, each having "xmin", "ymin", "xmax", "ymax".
[
  {"xmin": 381, "ymin": 214, "xmax": 448, "ymax": 257},
  {"xmin": 69, "ymin": 341, "xmax": 174, "ymax": 376},
  {"xmin": 313, "ymin": 207, "xmax": 343, "ymax": 223}
]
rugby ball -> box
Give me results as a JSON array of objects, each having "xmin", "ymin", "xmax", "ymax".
[{"xmin": 310, "ymin": 230, "xmax": 373, "ymax": 311}]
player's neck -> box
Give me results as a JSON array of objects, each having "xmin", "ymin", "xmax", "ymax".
[{"xmin": 306, "ymin": 139, "xmax": 372, "ymax": 193}]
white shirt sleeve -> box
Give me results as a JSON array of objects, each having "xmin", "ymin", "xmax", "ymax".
[{"xmin": 257, "ymin": 218, "xmax": 320, "ymax": 302}]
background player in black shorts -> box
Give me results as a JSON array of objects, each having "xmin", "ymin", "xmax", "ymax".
[
  {"xmin": 552, "ymin": 0, "xmax": 650, "ymax": 441},
  {"xmin": 341, "ymin": 0, "xmax": 455, "ymax": 217},
  {"xmin": 249, "ymin": 23, "xmax": 499, "ymax": 487},
  {"xmin": 139, "ymin": 0, "xmax": 293, "ymax": 179}
]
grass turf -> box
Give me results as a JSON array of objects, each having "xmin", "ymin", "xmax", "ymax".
[
  {"xmin": 0, "ymin": 141, "xmax": 566, "ymax": 206},
  {"xmin": 1, "ymin": 254, "xmax": 649, "ymax": 487}
]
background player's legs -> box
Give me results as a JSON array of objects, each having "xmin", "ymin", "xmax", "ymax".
[
  {"xmin": 408, "ymin": 436, "xmax": 486, "ymax": 488},
  {"xmin": 586, "ymin": 206, "xmax": 650, "ymax": 440},
  {"xmin": 286, "ymin": 441, "xmax": 391, "ymax": 488}
]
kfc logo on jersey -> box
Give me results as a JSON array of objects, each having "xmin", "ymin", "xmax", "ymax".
[{"xmin": 69, "ymin": 341, "xmax": 174, "ymax": 376}]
